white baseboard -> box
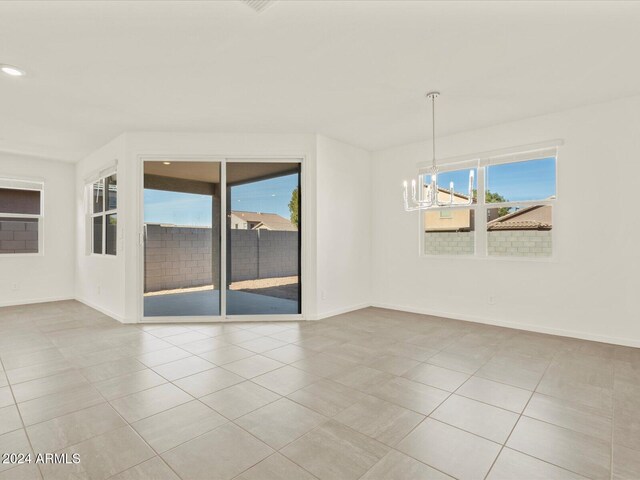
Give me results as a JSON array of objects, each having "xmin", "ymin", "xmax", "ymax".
[
  {"xmin": 0, "ymin": 295, "xmax": 74, "ymax": 308},
  {"xmin": 309, "ymin": 302, "xmax": 371, "ymax": 321},
  {"xmin": 372, "ymin": 302, "xmax": 640, "ymax": 349},
  {"xmin": 74, "ymin": 297, "xmax": 127, "ymax": 323}
]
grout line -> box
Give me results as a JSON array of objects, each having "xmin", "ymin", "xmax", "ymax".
[{"xmin": 0, "ymin": 356, "xmax": 45, "ymax": 480}]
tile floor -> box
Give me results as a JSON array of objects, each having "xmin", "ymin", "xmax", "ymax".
[{"xmin": 0, "ymin": 300, "xmax": 638, "ymax": 479}]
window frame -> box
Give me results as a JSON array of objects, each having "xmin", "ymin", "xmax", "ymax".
[
  {"xmin": 418, "ymin": 147, "xmax": 558, "ymax": 261},
  {"xmin": 0, "ymin": 178, "xmax": 45, "ymax": 257},
  {"xmin": 89, "ymin": 173, "xmax": 118, "ymax": 257}
]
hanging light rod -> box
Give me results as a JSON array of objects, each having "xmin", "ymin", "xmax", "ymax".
[{"xmin": 403, "ymin": 92, "xmax": 474, "ymax": 211}]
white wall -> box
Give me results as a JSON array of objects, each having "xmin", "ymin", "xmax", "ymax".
[
  {"xmin": 0, "ymin": 153, "xmax": 75, "ymax": 306},
  {"xmin": 315, "ymin": 135, "xmax": 372, "ymax": 318},
  {"xmin": 372, "ymin": 96, "xmax": 640, "ymax": 347},
  {"xmin": 122, "ymin": 132, "xmax": 319, "ymax": 322},
  {"xmin": 75, "ymin": 135, "xmax": 127, "ymax": 321}
]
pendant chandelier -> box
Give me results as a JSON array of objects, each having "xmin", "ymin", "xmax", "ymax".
[{"xmin": 403, "ymin": 92, "xmax": 474, "ymax": 211}]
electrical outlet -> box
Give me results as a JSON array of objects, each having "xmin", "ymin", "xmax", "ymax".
[
  {"xmin": 97, "ymin": 285, "xmax": 101, "ymax": 295},
  {"xmin": 488, "ymin": 295, "xmax": 496, "ymax": 305},
  {"xmin": 11, "ymin": 283, "xmax": 19, "ymax": 291},
  {"xmin": 321, "ymin": 290, "xmax": 326, "ymax": 300}
]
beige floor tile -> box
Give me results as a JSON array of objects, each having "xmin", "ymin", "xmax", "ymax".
[
  {"xmin": 12, "ymin": 370, "xmax": 88, "ymax": 403},
  {"xmin": 110, "ymin": 383, "xmax": 193, "ymax": 423},
  {"xmin": 136, "ymin": 346, "xmax": 192, "ymax": 367},
  {"xmin": 110, "ymin": 457, "xmax": 180, "ymax": 480},
  {"xmin": 164, "ymin": 331, "xmax": 211, "ymax": 346},
  {"xmin": 151, "ymin": 356, "xmax": 215, "ymax": 381},
  {"xmin": 80, "ymin": 357, "xmax": 147, "ymax": 383},
  {"xmin": 132, "ymin": 400, "xmax": 227, "ymax": 453},
  {"xmin": 331, "ymin": 365, "xmax": 394, "ymax": 391},
  {"xmin": 536, "ymin": 375, "xmax": 613, "ymax": 411},
  {"xmin": 404, "ymin": 363, "xmax": 470, "ymax": 392},
  {"xmin": 0, "ymin": 405, "xmax": 22, "ymax": 436},
  {"xmin": 93, "ymin": 368, "xmax": 167, "ymax": 400},
  {"xmin": 238, "ymin": 336, "xmax": 288, "ymax": 354},
  {"xmin": 261, "ymin": 344, "xmax": 313, "ymax": 364},
  {"xmin": 235, "ymin": 453, "xmax": 316, "ymax": 480},
  {"xmin": 223, "ymin": 355, "xmax": 285, "ymax": 379},
  {"xmin": 487, "ymin": 448, "xmax": 587, "ymax": 480},
  {"xmin": 0, "ymin": 371, "xmax": 7, "ymax": 388},
  {"xmin": 287, "ymin": 379, "xmax": 370, "ymax": 417},
  {"xmin": 397, "ymin": 418, "xmax": 501, "ymax": 480},
  {"xmin": 26, "ymin": 402, "xmax": 125, "ymax": 452},
  {"xmin": 235, "ymin": 397, "xmax": 326, "ymax": 449},
  {"xmin": 281, "ymin": 420, "xmax": 389, "ymax": 480},
  {"xmin": 198, "ymin": 346, "xmax": 255, "ymax": 365},
  {"xmin": 612, "ymin": 444, "xmax": 640, "ymax": 480},
  {"xmin": 382, "ymin": 342, "xmax": 439, "ymax": 362},
  {"xmin": 613, "ymin": 407, "xmax": 640, "ymax": 451},
  {"xmin": 0, "ymin": 387, "xmax": 14, "ymax": 408},
  {"xmin": 6, "ymin": 358, "xmax": 74, "ymax": 384},
  {"xmin": 162, "ymin": 423, "xmax": 273, "ymax": 480},
  {"xmin": 0, "ymin": 429, "xmax": 32, "ymax": 473},
  {"xmin": 427, "ymin": 351, "xmax": 487, "ymax": 374},
  {"xmin": 507, "ymin": 416, "xmax": 611, "ymax": 480},
  {"xmin": 334, "ymin": 395, "xmax": 424, "ymax": 446},
  {"xmin": 1, "ymin": 347, "xmax": 65, "ymax": 371},
  {"xmin": 366, "ymin": 355, "xmax": 421, "ymax": 376},
  {"xmin": 252, "ymin": 365, "xmax": 320, "ymax": 396},
  {"xmin": 524, "ymin": 392, "xmax": 612, "ymax": 441},
  {"xmin": 290, "ymin": 353, "xmax": 355, "ymax": 378},
  {"xmin": 40, "ymin": 425, "xmax": 154, "ymax": 480},
  {"xmin": 200, "ymin": 381, "xmax": 280, "ymax": 420},
  {"xmin": 368, "ymin": 377, "xmax": 449, "ymax": 415},
  {"xmin": 173, "ymin": 367, "xmax": 245, "ymax": 398},
  {"xmin": 294, "ymin": 334, "xmax": 344, "ymax": 352},
  {"xmin": 361, "ymin": 450, "xmax": 454, "ymax": 480},
  {"xmin": 431, "ymin": 394, "xmax": 519, "ymax": 444},
  {"xmin": 457, "ymin": 377, "xmax": 532, "ymax": 413},
  {"xmin": 179, "ymin": 337, "xmax": 229, "ymax": 355},
  {"xmin": 216, "ymin": 330, "xmax": 264, "ymax": 345},
  {"xmin": 476, "ymin": 354, "xmax": 548, "ymax": 390},
  {"xmin": 0, "ymin": 463, "xmax": 41, "ymax": 480},
  {"xmin": 18, "ymin": 383, "xmax": 104, "ymax": 426}
]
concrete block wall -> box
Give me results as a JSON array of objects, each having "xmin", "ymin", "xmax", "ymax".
[
  {"xmin": 144, "ymin": 225, "xmax": 298, "ymax": 292},
  {"xmin": 144, "ymin": 225, "xmax": 214, "ymax": 292},
  {"xmin": 258, "ymin": 230, "xmax": 299, "ymax": 279},
  {"xmin": 424, "ymin": 231, "xmax": 475, "ymax": 255},
  {"xmin": 488, "ymin": 230, "xmax": 552, "ymax": 257},
  {"xmin": 0, "ymin": 219, "xmax": 38, "ymax": 254},
  {"xmin": 229, "ymin": 229, "xmax": 258, "ymax": 281}
]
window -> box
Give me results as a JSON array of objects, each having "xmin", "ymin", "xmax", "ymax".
[
  {"xmin": 485, "ymin": 156, "xmax": 556, "ymax": 257},
  {"xmin": 421, "ymin": 149, "xmax": 557, "ymax": 258},
  {"xmin": 423, "ymin": 166, "xmax": 477, "ymax": 256},
  {"xmin": 90, "ymin": 173, "xmax": 117, "ymax": 255},
  {"xmin": 0, "ymin": 179, "xmax": 44, "ymax": 255}
]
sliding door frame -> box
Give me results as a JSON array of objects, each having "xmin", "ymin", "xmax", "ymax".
[{"xmin": 137, "ymin": 155, "xmax": 305, "ymax": 323}]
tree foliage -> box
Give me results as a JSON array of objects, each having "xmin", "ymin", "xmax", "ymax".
[
  {"xmin": 289, "ymin": 187, "xmax": 299, "ymax": 227},
  {"xmin": 473, "ymin": 189, "xmax": 510, "ymax": 217}
]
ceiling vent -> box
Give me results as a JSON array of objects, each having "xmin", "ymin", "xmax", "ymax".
[{"xmin": 241, "ymin": 0, "xmax": 277, "ymax": 13}]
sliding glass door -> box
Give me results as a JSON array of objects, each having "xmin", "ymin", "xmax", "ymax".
[
  {"xmin": 143, "ymin": 161, "xmax": 221, "ymax": 317},
  {"xmin": 142, "ymin": 159, "xmax": 301, "ymax": 319},
  {"xmin": 226, "ymin": 162, "xmax": 301, "ymax": 315}
]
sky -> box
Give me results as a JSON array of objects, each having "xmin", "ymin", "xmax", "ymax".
[
  {"xmin": 144, "ymin": 173, "xmax": 298, "ymax": 226},
  {"xmin": 429, "ymin": 157, "xmax": 556, "ymax": 203}
]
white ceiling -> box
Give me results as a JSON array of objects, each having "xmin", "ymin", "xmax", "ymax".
[{"xmin": 1, "ymin": 1, "xmax": 639, "ymax": 162}]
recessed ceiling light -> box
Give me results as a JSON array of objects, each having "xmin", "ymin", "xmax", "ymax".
[
  {"xmin": 163, "ymin": 161, "xmax": 171, "ymax": 165},
  {"xmin": 0, "ymin": 64, "xmax": 26, "ymax": 77}
]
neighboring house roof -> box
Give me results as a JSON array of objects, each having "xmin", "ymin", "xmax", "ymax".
[
  {"xmin": 231, "ymin": 211, "xmax": 297, "ymax": 231},
  {"xmin": 487, "ymin": 205, "xmax": 552, "ymax": 230},
  {"xmin": 423, "ymin": 185, "xmax": 474, "ymax": 204}
]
